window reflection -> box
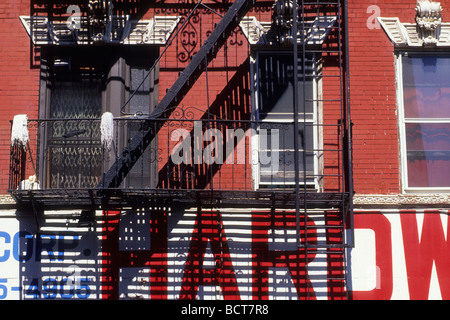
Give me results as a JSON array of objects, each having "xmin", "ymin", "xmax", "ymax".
[
  {"xmin": 403, "ymin": 55, "xmax": 450, "ymax": 119},
  {"xmin": 402, "ymin": 55, "xmax": 450, "ymax": 188},
  {"xmin": 405, "ymin": 123, "xmax": 450, "ymax": 187}
]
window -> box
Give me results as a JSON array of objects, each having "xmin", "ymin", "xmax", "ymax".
[
  {"xmin": 43, "ymin": 50, "xmax": 105, "ymax": 189},
  {"xmin": 254, "ymin": 51, "xmax": 320, "ymax": 189},
  {"xmin": 399, "ymin": 54, "xmax": 450, "ymax": 191},
  {"xmin": 123, "ymin": 63, "xmax": 159, "ymax": 189},
  {"xmin": 38, "ymin": 46, "xmax": 159, "ymax": 189}
]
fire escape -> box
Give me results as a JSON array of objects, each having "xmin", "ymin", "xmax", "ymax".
[{"xmin": 9, "ymin": 0, "xmax": 353, "ymax": 299}]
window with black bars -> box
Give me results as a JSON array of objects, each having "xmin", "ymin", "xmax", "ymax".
[{"xmin": 256, "ymin": 51, "xmax": 319, "ymax": 189}]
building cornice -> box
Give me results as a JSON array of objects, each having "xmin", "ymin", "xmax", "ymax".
[
  {"xmin": 19, "ymin": 15, "xmax": 180, "ymax": 46},
  {"xmin": 378, "ymin": 0, "xmax": 450, "ymax": 48}
]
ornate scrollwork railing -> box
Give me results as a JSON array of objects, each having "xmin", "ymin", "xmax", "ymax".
[{"xmin": 9, "ymin": 115, "xmax": 345, "ymax": 192}]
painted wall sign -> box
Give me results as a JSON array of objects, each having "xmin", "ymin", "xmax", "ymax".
[
  {"xmin": 1, "ymin": 209, "xmax": 449, "ymax": 299},
  {"xmin": 351, "ymin": 210, "xmax": 450, "ymax": 300}
]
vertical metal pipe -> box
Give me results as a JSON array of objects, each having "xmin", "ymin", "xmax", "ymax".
[
  {"xmin": 300, "ymin": 0, "xmax": 310, "ymax": 299},
  {"xmin": 341, "ymin": 0, "xmax": 354, "ymax": 299},
  {"xmin": 292, "ymin": 0, "xmax": 301, "ymax": 250},
  {"xmin": 205, "ymin": 55, "xmax": 213, "ymax": 192},
  {"xmin": 342, "ymin": 0, "xmax": 354, "ymax": 247},
  {"xmin": 300, "ymin": 0, "xmax": 308, "ymax": 249},
  {"xmin": 292, "ymin": 0, "xmax": 310, "ymax": 298}
]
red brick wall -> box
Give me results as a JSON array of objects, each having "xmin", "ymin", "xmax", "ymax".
[
  {"xmin": 0, "ymin": 0, "xmax": 39, "ymax": 193},
  {"xmin": 349, "ymin": 0, "xmax": 415, "ymax": 194},
  {"xmin": 2, "ymin": 0, "xmax": 435, "ymax": 195},
  {"xmin": 348, "ymin": 0, "xmax": 450, "ymax": 194},
  {"xmin": 155, "ymin": 2, "xmax": 253, "ymax": 191}
]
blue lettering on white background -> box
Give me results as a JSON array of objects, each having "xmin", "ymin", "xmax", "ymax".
[
  {"xmin": 0, "ymin": 231, "xmax": 79, "ymax": 262},
  {"xmin": 0, "ymin": 277, "xmax": 92, "ymax": 299},
  {"xmin": 0, "ymin": 231, "xmax": 11, "ymax": 262},
  {"xmin": 0, "ymin": 229, "xmax": 94, "ymax": 299}
]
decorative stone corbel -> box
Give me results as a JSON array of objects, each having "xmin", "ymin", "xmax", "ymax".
[
  {"xmin": 240, "ymin": 0, "xmax": 336, "ymax": 46},
  {"xmin": 378, "ymin": 0, "xmax": 450, "ymax": 48},
  {"xmin": 272, "ymin": 0, "xmax": 295, "ymax": 44},
  {"xmin": 88, "ymin": 0, "xmax": 114, "ymax": 42},
  {"xmin": 415, "ymin": 0, "xmax": 443, "ymax": 46}
]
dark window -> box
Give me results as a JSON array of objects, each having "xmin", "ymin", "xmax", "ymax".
[
  {"xmin": 39, "ymin": 47, "xmax": 159, "ymax": 189},
  {"xmin": 47, "ymin": 56, "xmax": 104, "ymax": 189},
  {"xmin": 256, "ymin": 52, "xmax": 318, "ymax": 188}
]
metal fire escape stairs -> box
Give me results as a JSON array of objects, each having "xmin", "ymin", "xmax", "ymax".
[
  {"xmin": 95, "ymin": 0, "xmax": 352, "ymax": 299},
  {"xmin": 290, "ymin": 0, "xmax": 351, "ymax": 299},
  {"xmin": 98, "ymin": 0, "xmax": 256, "ymax": 190}
]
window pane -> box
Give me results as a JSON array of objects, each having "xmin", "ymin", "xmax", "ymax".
[
  {"xmin": 258, "ymin": 52, "xmax": 314, "ymax": 120},
  {"xmin": 405, "ymin": 123, "xmax": 450, "ymax": 187},
  {"xmin": 130, "ymin": 66, "xmax": 151, "ymax": 115},
  {"xmin": 48, "ymin": 69, "xmax": 103, "ymax": 189},
  {"xmin": 256, "ymin": 52, "xmax": 317, "ymax": 188},
  {"xmin": 259, "ymin": 122, "xmax": 314, "ymax": 151},
  {"xmin": 402, "ymin": 55, "xmax": 450, "ymax": 118},
  {"xmin": 125, "ymin": 66, "xmax": 155, "ymax": 188},
  {"xmin": 259, "ymin": 150, "xmax": 315, "ymax": 185}
]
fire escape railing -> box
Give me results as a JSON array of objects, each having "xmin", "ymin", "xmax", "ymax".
[
  {"xmin": 9, "ymin": 117, "xmax": 346, "ymax": 194},
  {"xmin": 8, "ymin": 0, "xmax": 353, "ymax": 219}
]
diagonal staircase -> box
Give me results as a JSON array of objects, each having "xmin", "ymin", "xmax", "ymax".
[{"xmin": 98, "ymin": 0, "xmax": 255, "ymax": 189}]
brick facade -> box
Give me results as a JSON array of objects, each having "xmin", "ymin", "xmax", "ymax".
[
  {"xmin": 348, "ymin": 0, "xmax": 450, "ymax": 194},
  {"xmin": 0, "ymin": 0, "xmax": 416, "ymax": 195},
  {"xmin": 0, "ymin": 1, "xmax": 40, "ymax": 191}
]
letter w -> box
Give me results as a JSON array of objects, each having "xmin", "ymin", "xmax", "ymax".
[{"xmin": 401, "ymin": 211, "xmax": 450, "ymax": 299}]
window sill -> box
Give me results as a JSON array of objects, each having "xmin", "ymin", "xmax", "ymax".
[{"xmin": 403, "ymin": 187, "xmax": 450, "ymax": 194}]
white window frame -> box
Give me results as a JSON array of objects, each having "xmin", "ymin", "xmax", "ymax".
[
  {"xmin": 397, "ymin": 52, "xmax": 450, "ymax": 193},
  {"xmin": 250, "ymin": 51, "xmax": 322, "ymax": 191}
]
